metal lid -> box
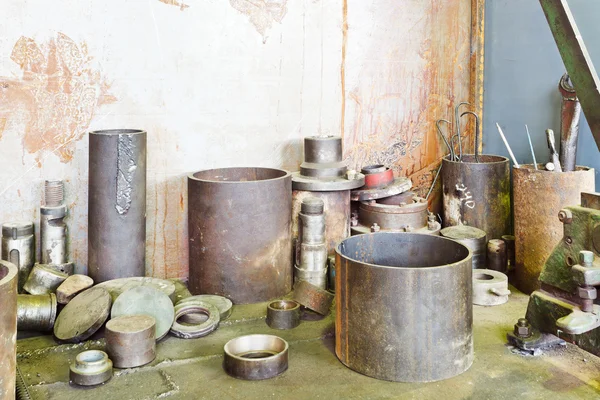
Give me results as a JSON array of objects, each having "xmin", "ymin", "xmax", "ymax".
[
  {"xmin": 301, "ymin": 197, "xmax": 324, "ymax": 215},
  {"xmin": 2, "ymin": 221, "xmax": 34, "ymax": 238}
]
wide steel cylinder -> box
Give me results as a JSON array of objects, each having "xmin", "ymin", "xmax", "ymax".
[
  {"xmin": 0, "ymin": 260, "xmax": 18, "ymax": 399},
  {"xmin": 513, "ymin": 165, "xmax": 595, "ymax": 294},
  {"xmin": 336, "ymin": 232, "xmax": 472, "ymax": 382},
  {"xmin": 442, "ymin": 154, "xmax": 510, "ymax": 240},
  {"xmin": 88, "ymin": 129, "xmax": 147, "ymax": 282},
  {"xmin": 188, "ymin": 167, "xmax": 292, "ymax": 304}
]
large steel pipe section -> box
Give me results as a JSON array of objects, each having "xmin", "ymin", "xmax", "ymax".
[
  {"xmin": 188, "ymin": 168, "xmax": 292, "ymax": 304},
  {"xmin": 336, "ymin": 232, "xmax": 473, "ymax": 382},
  {"xmin": 0, "ymin": 260, "xmax": 18, "ymax": 399},
  {"xmin": 88, "ymin": 129, "xmax": 147, "ymax": 282}
]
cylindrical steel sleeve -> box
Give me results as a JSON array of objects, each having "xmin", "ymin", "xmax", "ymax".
[
  {"xmin": 442, "ymin": 155, "xmax": 510, "ymax": 240},
  {"xmin": 513, "ymin": 165, "xmax": 595, "ymax": 294},
  {"xmin": 188, "ymin": 167, "xmax": 292, "ymax": 304},
  {"xmin": 88, "ymin": 129, "xmax": 147, "ymax": 282},
  {"xmin": 336, "ymin": 232, "xmax": 472, "ymax": 382},
  {"xmin": 0, "ymin": 260, "xmax": 18, "ymax": 399}
]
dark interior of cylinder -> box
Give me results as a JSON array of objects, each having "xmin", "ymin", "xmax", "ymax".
[
  {"xmin": 448, "ymin": 154, "xmax": 507, "ymax": 164},
  {"xmin": 338, "ymin": 233, "xmax": 469, "ymax": 268},
  {"xmin": 80, "ymin": 351, "xmax": 104, "ymax": 363},
  {"xmin": 193, "ymin": 167, "xmax": 287, "ymax": 182},
  {"xmin": 474, "ymin": 273, "xmax": 495, "ymax": 281}
]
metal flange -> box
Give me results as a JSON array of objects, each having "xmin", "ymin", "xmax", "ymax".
[{"xmin": 69, "ymin": 350, "xmax": 112, "ymax": 386}]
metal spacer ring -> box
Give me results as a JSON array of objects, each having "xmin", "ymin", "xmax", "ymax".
[{"xmin": 169, "ymin": 301, "xmax": 220, "ymax": 339}]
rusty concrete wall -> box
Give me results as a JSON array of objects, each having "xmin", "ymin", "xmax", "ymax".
[{"xmin": 0, "ymin": 0, "xmax": 473, "ymax": 279}]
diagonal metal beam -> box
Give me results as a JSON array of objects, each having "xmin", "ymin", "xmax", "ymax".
[{"xmin": 540, "ymin": 0, "xmax": 600, "ymax": 151}]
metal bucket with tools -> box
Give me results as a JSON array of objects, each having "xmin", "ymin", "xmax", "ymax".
[
  {"xmin": 335, "ymin": 232, "xmax": 472, "ymax": 382},
  {"xmin": 442, "ymin": 154, "xmax": 511, "ymax": 240},
  {"xmin": 188, "ymin": 167, "xmax": 292, "ymax": 304},
  {"xmin": 513, "ymin": 165, "xmax": 595, "ymax": 294}
]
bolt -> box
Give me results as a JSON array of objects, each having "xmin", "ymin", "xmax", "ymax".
[
  {"xmin": 371, "ymin": 223, "xmax": 380, "ymax": 233},
  {"xmin": 580, "ymin": 250, "xmax": 595, "ymax": 267},
  {"xmin": 514, "ymin": 318, "xmax": 532, "ymax": 338},
  {"xmin": 565, "ymin": 236, "xmax": 573, "ymax": 245},
  {"xmin": 347, "ymin": 170, "xmax": 357, "ymax": 180},
  {"xmin": 405, "ymin": 225, "xmax": 414, "ymax": 233},
  {"xmin": 351, "ymin": 216, "xmax": 358, "ymax": 227},
  {"xmin": 558, "ymin": 209, "xmax": 573, "ymax": 224},
  {"xmin": 45, "ymin": 179, "xmax": 64, "ymax": 207},
  {"xmin": 427, "ymin": 220, "xmax": 437, "ymax": 231}
]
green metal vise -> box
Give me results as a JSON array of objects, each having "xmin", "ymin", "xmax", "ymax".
[{"xmin": 526, "ymin": 192, "xmax": 600, "ymax": 355}]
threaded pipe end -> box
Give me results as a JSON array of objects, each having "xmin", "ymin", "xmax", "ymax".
[{"xmin": 45, "ymin": 180, "xmax": 64, "ymax": 207}]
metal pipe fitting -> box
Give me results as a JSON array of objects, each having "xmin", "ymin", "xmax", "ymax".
[
  {"xmin": 294, "ymin": 197, "xmax": 328, "ymax": 289},
  {"xmin": 22, "ymin": 263, "xmax": 68, "ymax": 295},
  {"xmin": 266, "ymin": 300, "xmax": 301, "ymax": 330},
  {"xmin": 188, "ymin": 167, "xmax": 292, "ymax": 304},
  {"xmin": 472, "ymin": 269, "xmax": 510, "ymax": 306},
  {"xmin": 487, "ymin": 239, "xmax": 508, "ymax": 273},
  {"xmin": 0, "ymin": 260, "xmax": 17, "ymax": 399},
  {"xmin": 223, "ymin": 334, "xmax": 289, "ymax": 380},
  {"xmin": 440, "ymin": 226, "xmax": 487, "ymax": 269},
  {"xmin": 17, "ymin": 293, "xmax": 57, "ymax": 331},
  {"xmin": 170, "ymin": 301, "xmax": 220, "ymax": 339},
  {"xmin": 106, "ymin": 315, "xmax": 156, "ymax": 368},
  {"xmin": 336, "ymin": 232, "xmax": 472, "ymax": 382},
  {"xmin": 88, "ymin": 129, "xmax": 147, "ymax": 282},
  {"xmin": 1, "ymin": 221, "xmax": 35, "ymax": 293},
  {"xmin": 292, "ymin": 280, "xmax": 334, "ymax": 315},
  {"xmin": 40, "ymin": 180, "xmax": 67, "ymax": 265},
  {"xmin": 69, "ymin": 350, "xmax": 113, "ymax": 386}
]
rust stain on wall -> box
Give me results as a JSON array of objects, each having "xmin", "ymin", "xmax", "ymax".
[
  {"xmin": 229, "ymin": 0, "xmax": 288, "ymax": 42},
  {"xmin": 0, "ymin": 33, "xmax": 115, "ymax": 164},
  {"xmin": 158, "ymin": 0, "xmax": 189, "ymax": 11},
  {"xmin": 340, "ymin": 0, "xmax": 348, "ymax": 138}
]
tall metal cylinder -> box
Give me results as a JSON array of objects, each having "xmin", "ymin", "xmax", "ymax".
[
  {"xmin": 41, "ymin": 179, "xmax": 67, "ymax": 265},
  {"xmin": 1, "ymin": 221, "xmax": 35, "ymax": 293},
  {"xmin": 188, "ymin": 167, "xmax": 292, "ymax": 304},
  {"xmin": 294, "ymin": 197, "xmax": 327, "ymax": 289},
  {"xmin": 440, "ymin": 225, "xmax": 486, "ymax": 269},
  {"xmin": 513, "ymin": 165, "xmax": 595, "ymax": 294},
  {"xmin": 336, "ymin": 232, "xmax": 472, "ymax": 382},
  {"xmin": 88, "ymin": 129, "xmax": 147, "ymax": 282},
  {"xmin": 442, "ymin": 155, "xmax": 510, "ymax": 240},
  {"xmin": 0, "ymin": 260, "xmax": 18, "ymax": 399}
]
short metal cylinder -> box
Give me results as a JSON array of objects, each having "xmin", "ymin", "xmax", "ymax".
[
  {"xmin": 440, "ymin": 226, "xmax": 487, "ymax": 269},
  {"xmin": 106, "ymin": 314, "xmax": 156, "ymax": 368},
  {"xmin": 336, "ymin": 232, "xmax": 472, "ymax": 382},
  {"xmin": 1, "ymin": 221, "xmax": 35, "ymax": 293},
  {"xmin": 513, "ymin": 165, "xmax": 595, "ymax": 294},
  {"xmin": 40, "ymin": 206, "xmax": 67, "ymax": 265},
  {"xmin": 266, "ymin": 300, "xmax": 301, "ymax": 330},
  {"xmin": 292, "ymin": 190, "xmax": 350, "ymax": 256},
  {"xmin": 487, "ymin": 239, "xmax": 507, "ymax": 273},
  {"xmin": 188, "ymin": 167, "xmax": 292, "ymax": 304},
  {"xmin": 17, "ymin": 293, "xmax": 57, "ymax": 331},
  {"xmin": 88, "ymin": 129, "xmax": 147, "ymax": 282},
  {"xmin": 0, "ymin": 260, "xmax": 17, "ymax": 399},
  {"xmin": 223, "ymin": 334, "xmax": 289, "ymax": 380},
  {"xmin": 473, "ymin": 269, "xmax": 510, "ymax": 306},
  {"xmin": 300, "ymin": 136, "xmax": 346, "ymax": 178},
  {"xmin": 69, "ymin": 350, "xmax": 113, "ymax": 386},
  {"xmin": 23, "ymin": 263, "xmax": 68, "ymax": 295},
  {"xmin": 295, "ymin": 198, "xmax": 327, "ymax": 289},
  {"xmin": 442, "ymin": 155, "xmax": 510, "ymax": 240}
]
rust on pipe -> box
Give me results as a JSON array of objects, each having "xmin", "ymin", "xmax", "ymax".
[
  {"xmin": 0, "ymin": 260, "xmax": 18, "ymax": 399},
  {"xmin": 513, "ymin": 165, "xmax": 595, "ymax": 294},
  {"xmin": 188, "ymin": 168, "xmax": 292, "ymax": 304}
]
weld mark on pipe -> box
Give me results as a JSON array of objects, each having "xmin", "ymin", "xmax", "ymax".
[{"xmin": 116, "ymin": 134, "xmax": 137, "ymax": 215}]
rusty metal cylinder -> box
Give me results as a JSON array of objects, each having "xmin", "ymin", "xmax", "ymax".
[
  {"xmin": 2, "ymin": 221, "xmax": 35, "ymax": 293},
  {"xmin": 513, "ymin": 165, "xmax": 595, "ymax": 294},
  {"xmin": 440, "ymin": 226, "xmax": 487, "ymax": 269},
  {"xmin": 17, "ymin": 293, "xmax": 57, "ymax": 331},
  {"xmin": 88, "ymin": 129, "xmax": 147, "ymax": 282},
  {"xmin": 442, "ymin": 155, "xmax": 510, "ymax": 240},
  {"xmin": 0, "ymin": 260, "xmax": 18, "ymax": 399},
  {"xmin": 487, "ymin": 239, "xmax": 507, "ymax": 273},
  {"xmin": 336, "ymin": 232, "xmax": 472, "ymax": 382},
  {"xmin": 188, "ymin": 167, "xmax": 292, "ymax": 304}
]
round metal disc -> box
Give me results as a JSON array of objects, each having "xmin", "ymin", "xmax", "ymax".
[
  {"xmin": 54, "ymin": 287, "xmax": 111, "ymax": 343},
  {"xmin": 111, "ymin": 286, "xmax": 175, "ymax": 341},
  {"xmin": 291, "ymin": 171, "xmax": 365, "ymax": 191},
  {"xmin": 350, "ymin": 177, "xmax": 412, "ymax": 201},
  {"xmin": 96, "ymin": 277, "xmax": 176, "ymax": 303},
  {"xmin": 178, "ymin": 294, "xmax": 233, "ymax": 320}
]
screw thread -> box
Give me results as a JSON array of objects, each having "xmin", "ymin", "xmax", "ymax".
[{"xmin": 45, "ymin": 180, "xmax": 64, "ymax": 207}]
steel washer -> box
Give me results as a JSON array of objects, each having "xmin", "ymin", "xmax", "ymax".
[{"xmin": 170, "ymin": 300, "xmax": 220, "ymax": 339}]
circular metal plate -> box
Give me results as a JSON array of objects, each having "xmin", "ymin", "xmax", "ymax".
[
  {"xmin": 111, "ymin": 286, "xmax": 175, "ymax": 341},
  {"xmin": 54, "ymin": 287, "xmax": 111, "ymax": 343},
  {"xmin": 291, "ymin": 171, "xmax": 365, "ymax": 191},
  {"xmin": 96, "ymin": 277, "xmax": 176, "ymax": 303}
]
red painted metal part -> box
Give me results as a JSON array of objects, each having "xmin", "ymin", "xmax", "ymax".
[{"xmin": 362, "ymin": 168, "xmax": 394, "ymax": 189}]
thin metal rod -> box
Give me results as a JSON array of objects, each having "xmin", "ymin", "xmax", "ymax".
[
  {"xmin": 436, "ymin": 119, "xmax": 454, "ymax": 160},
  {"xmin": 495, "ymin": 123, "xmax": 520, "ymax": 168},
  {"xmin": 426, "ymin": 163, "xmax": 443, "ymax": 201},
  {"xmin": 454, "ymin": 102, "xmax": 471, "ymax": 161},
  {"xmin": 525, "ymin": 125, "xmax": 538, "ymax": 170}
]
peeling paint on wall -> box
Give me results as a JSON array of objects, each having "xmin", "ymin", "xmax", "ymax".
[
  {"xmin": 0, "ymin": 33, "xmax": 115, "ymax": 164},
  {"xmin": 158, "ymin": 0, "xmax": 189, "ymax": 11},
  {"xmin": 229, "ymin": 0, "xmax": 288, "ymax": 42}
]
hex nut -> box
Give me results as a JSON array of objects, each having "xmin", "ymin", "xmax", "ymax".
[
  {"xmin": 578, "ymin": 286, "xmax": 597, "ymax": 300},
  {"xmin": 558, "ymin": 209, "xmax": 573, "ymax": 224},
  {"xmin": 513, "ymin": 318, "xmax": 531, "ymax": 338}
]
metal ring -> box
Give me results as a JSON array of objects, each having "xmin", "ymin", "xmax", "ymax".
[
  {"xmin": 266, "ymin": 300, "xmax": 301, "ymax": 330},
  {"xmin": 169, "ymin": 301, "xmax": 220, "ymax": 339},
  {"xmin": 223, "ymin": 334, "xmax": 289, "ymax": 380},
  {"xmin": 69, "ymin": 350, "xmax": 113, "ymax": 386}
]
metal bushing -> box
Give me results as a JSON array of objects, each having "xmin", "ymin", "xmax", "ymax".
[
  {"xmin": 1, "ymin": 221, "xmax": 35, "ymax": 293},
  {"xmin": 69, "ymin": 350, "xmax": 113, "ymax": 386},
  {"xmin": 54, "ymin": 287, "xmax": 111, "ymax": 343},
  {"xmin": 23, "ymin": 263, "xmax": 68, "ymax": 295},
  {"xmin": 223, "ymin": 334, "xmax": 289, "ymax": 380},
  {"xmin": 473, "ymin": 269, "xmax": 511, "ymax": 306},
  {"xmin": 40, "ymin": 205, "xmax": 67, "ymax": 266},
  {"xmin": 292, "ymin": 280, "xmax": 334, "ymax": 315},
  {"xmin": 440, "ymin": 226, "xmax": 487, "ymax": 270},
  {"xmin": 17, "ymin": 293, "xmax": 57, "ymax": 331},
  {"xmin": 170, "ymin": 301, "xmax": 220, "ymax": 339},
  {"xmin": 361, "ymin": 165, "xmax": 394, "ymax": 189},
  {"xmin": 0, "ymin": 260, "xmax": 18, "ymax": 399},
  {"xmin": 106, "ymin": 315, "xmax": 156, "ymax": 368},
  {"xmin": 266, "ymin": 300, "xmax": 301, "ymax": 330},
  {"xmin": 96, "ymin": 277, "xmax": 177, "ymax": 303},
  {"xmin": 177, "ymin": 295, "xmax": 233, "ymax": 324},
  {"xmin": 487, "ymin": 239, "xmax": 508, "ymax": 273},
  {"xmin": 111, "ymin": 286, "xmax": 174, "ymax": 341}
]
